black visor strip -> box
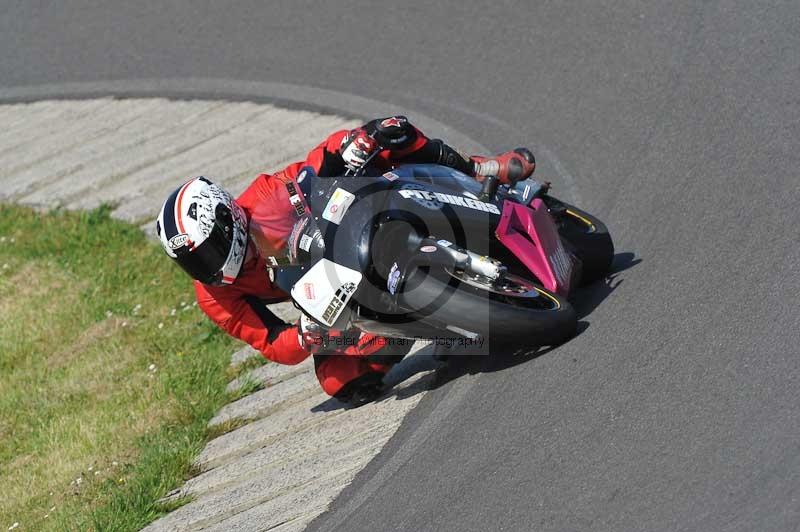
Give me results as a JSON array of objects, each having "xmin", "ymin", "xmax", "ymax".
[
  {"xmin": 176, "ymin": 223, "xmax": 230, "ymax": 285},
  {"xmin": 162, "ymin": 185, "xmax": 181, "ymax": 240}
]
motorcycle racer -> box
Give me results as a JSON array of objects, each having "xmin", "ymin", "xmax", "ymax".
[{"xmin": 156, "ymin": 116, "xmax": 535, "ymax": 405}]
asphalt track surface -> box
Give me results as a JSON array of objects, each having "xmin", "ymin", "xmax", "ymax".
[{"xmin": 3, "ymin": 2, "xmax": 799, "ymax": 531}]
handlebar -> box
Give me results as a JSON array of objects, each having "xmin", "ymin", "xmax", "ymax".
[
  {"xmin": 480, "ymin": 177, "xmax": 554, "ymax": 204},
  {"xmin": 478, "ymin": 175, "xmax": 500, "ymax": 202}
]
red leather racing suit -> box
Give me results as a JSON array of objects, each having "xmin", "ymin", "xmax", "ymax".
[{"xmin": 194, "ymin": 117, "xmax": 476, "ymax": 399}]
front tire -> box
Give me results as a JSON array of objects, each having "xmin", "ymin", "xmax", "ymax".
[
  {"xmin": 400, "ymin": 267, "xmax": 577, "ymax": 347},
  {"xmin": 545, "ymin": 197, "xmax": 614, "ymax": 285}
]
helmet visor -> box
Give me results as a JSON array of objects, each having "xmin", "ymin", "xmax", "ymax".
[{"xmin": 175, "ymin": 207, "xmax": 235, "ymax": 285}]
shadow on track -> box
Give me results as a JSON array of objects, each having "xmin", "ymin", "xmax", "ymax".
[
  {"xmin": 412, "ymin": 251, "xmax": 641, "ymax": 392},
  {"xmin": 573, "ymin": 251, "xmax": 641, "ymax": 319},
  {"xmin": 311, "ymin": 251, "xmax": 640, "ymax": 411}
]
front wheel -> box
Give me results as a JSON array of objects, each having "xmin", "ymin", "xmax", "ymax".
[
  {"xmin": 545, "ymin": 197, "xmax": 614, "ymax": 285},
  {"xmin": 400, "ymin": 267, "xmax": 577, "ymax": 347}
]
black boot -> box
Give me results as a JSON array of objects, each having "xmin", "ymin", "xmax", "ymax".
[{"xmin": 334, "ymin": 371, "xmax": 385, "ymax": 408}]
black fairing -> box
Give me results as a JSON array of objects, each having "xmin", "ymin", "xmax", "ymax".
[{"xmin": 288, "ymin": 166, "xmax": 533, "ymax": 326}]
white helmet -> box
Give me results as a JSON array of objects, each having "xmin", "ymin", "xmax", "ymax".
[{"xmin": 156, "ymin": 177, "xmax": 248, "ymax": 285}]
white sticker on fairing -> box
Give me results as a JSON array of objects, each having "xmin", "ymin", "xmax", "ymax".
[
  {"xmin": 398, "ymin": 189, "xmax": 500, "ymax": 214},
  {"xmin": 437, "ymin": 239, "xmax": 453, "ymax": 248},
  {"xmin": 291, "ymin": 259, "xmax": 363, "ymax": 327},
  {"xmin": 299, "ymin": 234, "xmax": 313, "ymax": 252},
  {"xmin": 383, "ymin": 172, "xmax": 400, "ymax": 181},
  {"xmin": 302, "ymin": 282, "xmax": 315, "ymax": 300},
  {"xmin": 322, "ymin": 188, "xmax": 356, "ymax": 225},
  {"xmin": 549, "ymin": 241, "xmax": 573, "ymax": 286},
  {"xmin": 387, "ymin": 262, "xmax": 400, "ymax": 294}
]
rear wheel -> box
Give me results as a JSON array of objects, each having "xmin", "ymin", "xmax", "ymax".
[
  {"xmin": 545, "ymin": 197, "xmax": 614, "ymax": 285},
  {"xmin": 400, "ymin": 266, "xmax": 577, "ymax": 347}
]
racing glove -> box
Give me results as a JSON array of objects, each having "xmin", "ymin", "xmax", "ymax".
[
  {"xmin": 297, "ymin": 314, "xmax": 385, "ymax": 356},
  {"xmin": 471, "ymin": 148, "xmax": 536, "ymax": 186},
  {"xmin": 297, "ymin": 314, "xmax": 330, "ymax": 354},
  {"xmin": 297, "ymin": 314, "xmax": 358, "ymax": 354},
  {"xmin": 340, "ymin": 128, "xmax": 378, "ymax": 171}
]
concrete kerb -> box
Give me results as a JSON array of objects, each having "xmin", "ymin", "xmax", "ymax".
[
  {"xmin": 0, "ymin": 78, "xmax": 490, "ymax": 155},
  {"xmin": 0, "ymin": 80, "xmax": 491, "ymax": 531}
]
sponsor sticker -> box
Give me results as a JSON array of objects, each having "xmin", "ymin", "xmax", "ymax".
[
  {"xmin": 383, "ymin": 172, "xmax": 400, "ymax": 181},
  {"xmin": 341, "ymin": 282, "xmax": 357, "ymax": 294},
  {"xmin": 322, "ymin": 188, "xmax": 356, "ymax": 225},
  {"xmin": 303, "ymin": 282, "xmax": 315, "ymax": 300},
  {"xmin": 420, "ymin": 245, "xmax": 437, "ymax": 253},
  {"xmin": 168, "ymin": 233, "xmax": 189, "ymax": 249},
  {"xmin": 437, "ymin": 239, "xmax": 453, "ymax": 248},
  {"xmin": 322, "ymin": 282, "xmax": 358, "ymax": 324},
  {"xmin": 299, "ymin": 234, "xmax": 313, "ymax": 252},
  {"xmin": 399, "ymin": 184, "xmax": 442, "ymax": 210},
  {"xmin": 549, "ymin": 242, "xmax": 572, "ymax": 286},
  {"xmin": 398, "ymin": 189, "xmax": 500, "ymax": 214},
  {"xmin": 387, "ymin": 262, "xmax": 401, "ymax": 294}
]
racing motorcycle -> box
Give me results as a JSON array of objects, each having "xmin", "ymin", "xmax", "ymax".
[{"xmin": 269, "ymin": 156, "xmax": 613, "ymax": 348}]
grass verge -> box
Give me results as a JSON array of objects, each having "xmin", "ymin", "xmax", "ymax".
[{"xmin": 0, "ymin": 204, "xmax": 243, "ymax": 531}]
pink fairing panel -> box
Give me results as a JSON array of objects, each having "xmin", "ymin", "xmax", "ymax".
[{"xmin": 495, "ymin": 199, "xmax": 573, "ymax": 296}]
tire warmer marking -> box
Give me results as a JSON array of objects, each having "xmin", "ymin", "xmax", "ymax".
[
  {"xmin": 532, "ymin": 287, "xmax": 561, "ymax": 309},
  {"xmin": 565, "ymin": 209, "xmax": 595, "ymax": 232}
]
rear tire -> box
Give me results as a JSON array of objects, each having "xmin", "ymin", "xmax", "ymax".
[
  {"xmin": 400, "ymin": 267, "xmax": 577, "ymax": 347},
  {"xmin": 546, "ymin": 197, "xmax": 614, "ymax": 285}
]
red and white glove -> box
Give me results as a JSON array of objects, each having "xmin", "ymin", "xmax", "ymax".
[
  {"xmin": 340, "ymin": 128, "xmax": 379, "ymax": 171},
  {"xmin": 471, "ymin": 148, "xmax": 536, "ymax": 185}
]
